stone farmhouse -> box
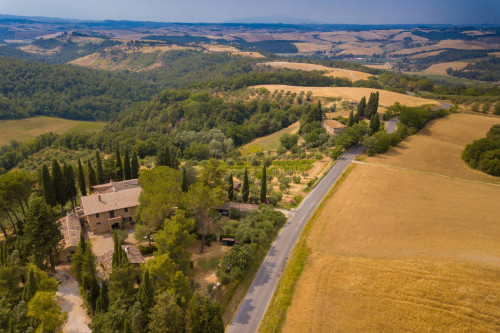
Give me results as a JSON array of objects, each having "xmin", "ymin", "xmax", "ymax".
[
  {"xmin": 321, "ymin": 119, "xmax": 346, "ymax": 135},
  {"xmin": 80, "ymin": 179, "xmax": 141, "ymax": 234}
]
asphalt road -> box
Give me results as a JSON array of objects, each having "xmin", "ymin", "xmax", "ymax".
[{"xmin": 227, "ymin": 144, "xmax": 366, "ymax": 333}]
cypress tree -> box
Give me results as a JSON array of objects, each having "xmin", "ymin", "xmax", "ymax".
[
  {"xmin": 95, "ymin": 151, "xmax": 104, "ymax": 184},
  {"xmin": 366, "ymin": 92, "xmax": 379, "ymax": 118},
  {"xmin": 260, "ymin": 166, "xmax": 267, "ymax": 203},
  {"xmin": 23, "ymin": 267, "xmax": 37, "ymax": 301},
  {"xmin": 87, "ymin": 160, "xmax": 97, "ymax": 189},
  {"xmin": 242, "ymin": 168, "xmax": 249, "ymax": 203},
  {"xmin": 8, "ymin": 318, "xmax": 14, "ymax": 333},
  {"xmin": 41, "ymin": 164, "xmax": 56, "ymax": 206},
  {"xmin": 347, "ymin": 111, "xmax": 354, "ymax": 126},
  {"xmin": 115, "ymin": 147, "xmax": 123, "ymax": 181},
  {"xmin": 112, "ymin": 231, "xmax": 128, "ymax": 268},
  {"xmin": 357, "ymin": 96, "xmax": 366, "ymax": 118},
  {"xmin": 370, "ymin": 113, "xmax": 381, "ymax": 134},
  {"xmin": 123, "ymin": 319, "xmax": 132, "ymax": 333},
  {"xmin": 124, "ymin": 150, "xmax": 131, "ymax": 180},
  {"xmin": 98, "ymin": 283, "xmax": 109, "ymax": 313},
  {"xmin": 77, "ymin": 158, "xmax": 87, "ymax": 196},
  {"xmin": 89, "ymin": 276, "xmax": 100, "ymax": 311},
  {"xmin": 0, "ymin": 242, "xmax": 7, "ymax": 266},
  {"xmin": 228, "ymin": 173, "xmax": 234, "ymax": 201},
  {"xmin": 181, "ymin": 167, "xmax": 188, "ymax": 193},
  {"xmin": 131, "ymin": 152, "xmax": 139, "ymax": 179},
  {"xmin": 138, "ymin": 269, "xmax": 154, "ymax": 313},
  {"xmin": 64, "ymin": 163, "xmax": 77, "ymax": 208},
  {"xmin": 51, "ymin": 159, "xmax": 67, "ymax": 207}
]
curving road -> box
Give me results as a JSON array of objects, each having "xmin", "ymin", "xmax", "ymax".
[{"xmin": 227, "ymin": 144, "xmax": 366, "ymax": 333}]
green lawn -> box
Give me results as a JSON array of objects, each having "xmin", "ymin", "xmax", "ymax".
[
  {"xmin": 240, "ymin": 122, "xmax": 299, "ymax": 155},
  {"xmin": 0, "ymin": 116, "xmax": 106, "ymax": 146}
]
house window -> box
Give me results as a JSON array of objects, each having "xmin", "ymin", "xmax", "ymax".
[
  {"xmin": 109, "ymin": 210, "xmax": 115, "ymax": 218},
  {"xmin": 97, "ymin": 222, "xmax": 101, "ymax": 225},
  {"xmin": 124, "ymin": 208, "xmax": 128, "ymax": 213},
  {"xmin": 96, "ymin": 213, "xmax": 100, "ymax": 218}
]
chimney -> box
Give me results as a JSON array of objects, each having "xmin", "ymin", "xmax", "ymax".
[{"xmin": 98, "ymin": 195, "xmax": 102, "ymax": 202}]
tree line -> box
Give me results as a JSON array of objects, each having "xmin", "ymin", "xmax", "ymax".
[{"xmin": 462, "ymin": 124, "xmax": 500, "ymax": 176}]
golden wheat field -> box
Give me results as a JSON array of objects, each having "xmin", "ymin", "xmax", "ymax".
[
  {"xmin": 423, "ymin": 61, "xmax": 470, "ymax": 76},
  {"xmin": 282, "ymin": 162, "xmax": 500, "ymax": 333},
  {"xmin": 260, "ymin": 62, "xmax": 373, "ymax": 81},
  {"xmin": 281, "ymin": 113, "xmax": 500, "ymax": 332},
  {"xmin": 251, "ymin": 84, "xmax": 439, "ymax": 107},
  {"xmin": 366, "ymin": 113, "xmax": 500, "ymax": 183}
]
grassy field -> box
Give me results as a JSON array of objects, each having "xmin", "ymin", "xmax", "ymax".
[
  {"xmin": 252, "ymin": 85, "xmax": 439, "ymax": 107},
  {"xmin": 0, "ymin": 116, "xmax": 106, "ymax": 146},
  {"xmin": 263, "ymin": 112, "xmax": 500, "ymax": 332},
  {"xmin": 259, "ymin": 62, "xmax": 374, "ymax": 81},
  {"xmin": 240, "ymin": 122, "xmax": 299, "ymax": 155}
]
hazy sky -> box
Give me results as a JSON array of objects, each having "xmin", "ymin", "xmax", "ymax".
[{"xmin": 1, "ymin": 0, "xmax": 499, "ymax": 24}]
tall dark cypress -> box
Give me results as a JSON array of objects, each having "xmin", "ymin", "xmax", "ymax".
[
  {"xmin": 95, "ymin": 151, "xmax": 104, "ymax": 184},
  {"xmin": 123, "ymin": 150, "xmax": 131, "ymax": 180},
  {"xmin": 347, "ymin": 111, "xmax": 354, "ymax": 126},
  {"xmin": 138, "ymin": 269, "xmax": 154, "ymax": 313},
  {"xmin": 260, "ymin": 166, "xmax": 267, "ymax": 204},
  {"xmin": 115, "ymin": 147, "xmax": 123, "ymax": 181},
  {"xmin": 181, "ymin": 167, "xmax": 188, "ymax": 193},
  {"xmin": 242, "ymin": 168, "xmax": 249, "ymax": 203},
  {"xmin": 51, "ymin": 159, "xmax": 67, "ymax": 207},
  {"xmin": 41, "ymin": 164, "xmax": 56, "ymax": 206},
  {"xmin": 365, "ymin": 92, "xmax": 379, "ymax": 118},
  {"xmin": 64, "ymin": 163, "xmax": 77, "ymax": 208},
  {"xmin": 77, "ymin": 158, "xmax": 87, "ymax": 196},
  {"xmin": 131, "ymin": 152, "xmax": 139, "ymax": 179},
  {"xmin": 23, "ymin": 267, "xmax": 37, "ymax": 301},
  {"xmin": 228, "ymin": 173, "xmax": 234, "ymax": 201},
  {"xmin": 87, "ymin": 160, "xmax": 97, "ymax": 189},
  {"xmin": 357, "ymin": 96, "xmax": 366, "ymax": 118},
  {"xmin": 369, "ymin": 113, "xmax": 381, "ymax": 134}
]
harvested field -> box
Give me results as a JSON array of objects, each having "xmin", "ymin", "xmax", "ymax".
[
  {"xmin": 0, "ymin": 116, "xmax": 105, "ymax": 146},
  {"xmin": 259, "ymin": 62, "xmax": 373, "ymax": 81},
  {"xmin": 424, "ymin": 61, "xmax": 470, "ymax": 76},
  {"xmin": 293, "ymin": 42, "xmax": 331, "ymax": 53},
  {"xmin": 364, "ymin": 63, "xmax": 393, "ymax": 70},
  {"xmin": 202, "ymin": 44, "xmax": 265, "ymax": 58},
  {"xmin": 365, "ymin": 113, "xmax": 500, "ymax": 183},
  {"xmin": 410, "ymin": 50, "xmax": 445, "ymax": 59},
  {"xmin": 489, "ymin": 52, "xmax": 500, "ymax": 57},
  {"xmin": 251, "ymin": 85, "xmax": 439, "ymax": 107},
  {"xmin": 281, "ymin": 161, "xmax": 500, "ymax": 333}
]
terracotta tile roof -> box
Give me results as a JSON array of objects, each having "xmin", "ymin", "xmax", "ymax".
[
  {"xmin": 99, "ymin": 244, "xmax": 145, "ymax": 274},
  {"xmin": 323, "ymin": 120, "xmax": 346, "ymax": 129},
  {"xmin": 92, "ymin": 179, "xmax": 140, "ymax": 193},
  {"xmin": 60, "ymin": 213, "xmax": 81, "ymax": 249},
  {"xmin": 81, "ymin": 187, "xmax": 141, "ymax": 216}
]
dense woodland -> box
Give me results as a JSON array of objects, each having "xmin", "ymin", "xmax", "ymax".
[{"xmin": 0, "ymin": 57, "xmax": 157, "ymax": 120}]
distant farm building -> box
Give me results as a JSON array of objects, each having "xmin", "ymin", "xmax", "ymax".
[
  {"xmin": 321, "ymin": 120, "xmax": 346, "ymax": 135},
  {"xmin": 59, "ymin": 212, "xmax": 82, "ymax": 262},
  {"xmin": 81, "ymin": 179, "xmax": 141, "ymax": 234}
]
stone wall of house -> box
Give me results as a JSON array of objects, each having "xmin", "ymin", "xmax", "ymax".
[{"xmin": 87, "ymin": 206, "xmax": 137, "ymax": 234}]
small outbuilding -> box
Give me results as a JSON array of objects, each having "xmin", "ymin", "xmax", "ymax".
[
  {"xmin": 59, "ymin": 213, "xmax": 82, "ymax": 262},
  {"xmin": 321, "ymin": 120, "xmax": 346, "ymax": 135}
]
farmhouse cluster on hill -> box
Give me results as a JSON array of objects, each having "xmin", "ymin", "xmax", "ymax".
[{"xmin": 80, "ymin": 179, "xmax": 141, "ymax": 234}]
